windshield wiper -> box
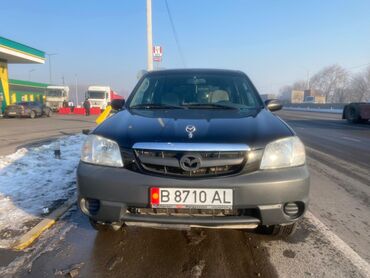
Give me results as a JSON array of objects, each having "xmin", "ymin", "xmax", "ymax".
[
  {"xmin": 182, "ymin": 103, "xmax": 238, "ymax": 110},
  {"xmin": 130, "ymin": 103, "xmax": 185, "ymax": 109}
]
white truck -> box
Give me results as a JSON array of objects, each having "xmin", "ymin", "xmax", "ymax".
[
  {"xmin": 85, "ymin": 86, "xmax": 122, "ymax": 110},
  {"xmin": 46, "ymin": 85, "xmax": 69, "ymax": 111}
]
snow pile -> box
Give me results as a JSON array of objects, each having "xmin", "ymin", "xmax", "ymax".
[{"xmin": 0, "ymin": 134, "xmax": 86, "ymax": 248}]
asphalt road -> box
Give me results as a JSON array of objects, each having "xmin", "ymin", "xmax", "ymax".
[
  {"xmin": 276, "ymin": 110, "xmax": 370, "ymax": 169},
  {"xmin": 0, "ymin": 110, "xmax": 370, "ymax": 278},
  {"xmin": 0, "ymin": 114, "xmax": 97, "ymax": 156}
]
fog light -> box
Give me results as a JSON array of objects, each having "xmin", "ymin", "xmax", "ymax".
[{"xmin": 284, "ymin": 202, "xmax": 299, "ymax": 217}]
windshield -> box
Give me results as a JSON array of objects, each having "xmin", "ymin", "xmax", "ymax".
[
  {"xmin": 16, "ymin": 102, "xmax": 38, "ymax": 107},
  {"xmin": 87, "ymin": 91, "xmax": 105, "ymax": 99},
  {"xmin": 128, "ymin": 74, "xmax": 263, "ymax": 109},
  {"xmin": 46, "ymin": 90, "xmax": 63, "ymax": 97}
]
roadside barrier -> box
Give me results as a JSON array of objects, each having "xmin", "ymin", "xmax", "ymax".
[
  {"xmin": 73, "ymin": 108, "xmax": 85, "ymax": 115},
  {"xmin": 58, "ymin": 107, "xmax": 71, "ymax": 114},
  {"xmin": 58, "ymin": 107, "xmax": 101, "ymax": 115},
  {"xmin": 283, "ymin": 107, "xmax": 342, "ymax": 114}
]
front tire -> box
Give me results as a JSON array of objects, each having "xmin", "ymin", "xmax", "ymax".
[
  {"xmin": 345, "ymin": 106, "xmax": 361, "ymax": 123},
  {"xmin": 256, "ymin": 222, "xmax": 298, "ymax": 238},
  {"xmin": 30, "ymin": 110, "xmax": 36, "ymax": 119}
]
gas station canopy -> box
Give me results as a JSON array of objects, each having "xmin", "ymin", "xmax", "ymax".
[
  {"xmin": 0, "ymin": 37, "xmax": 45, "ymax": 64},
  {"xmin": 0, "ymin": 36, "xmax": 46, "ymax": 113}
]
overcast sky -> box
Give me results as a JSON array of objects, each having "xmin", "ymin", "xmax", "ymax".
[{"xmin": 2, "ymin": 0, "xmax": 370, "ymax": 97}]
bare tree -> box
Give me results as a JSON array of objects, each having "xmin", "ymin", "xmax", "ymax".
[
  {"xmin": 278, "ymin": 85, "xmax": 293, "ymax": 100},
  {"xmin": 310, "ymin": 65, "xmax": 349, "ymax": 103},
  {"xmin": 333, "ymin": 74, "xmax": 350, "ymax": 103},
  {"xmin": 278, "ymin": 81, "xmax": 307, "ymax": 101},
  {"xmin": 292, "ymin": 80, "xmax": 307, "ymax": 91},
  {"xmin": 333, "ymin": 87, "xmax": 349, "ymax": 103},
  {"xmin": 348, "ymin": 66, "xmax": 370, "ymax": 102}
]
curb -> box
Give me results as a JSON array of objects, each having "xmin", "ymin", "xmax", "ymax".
[{"xmin": 12, "ymin": 197, "xmax": 76, "ymax": 251}]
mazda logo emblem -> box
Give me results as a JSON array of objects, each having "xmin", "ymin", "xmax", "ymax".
[
  {"xmin": 179, "ymin": 154, "xmax": 202, "ymax": 171},
  {"xmin": 185, "ymin": 125, "xmax": 196, "ymax": 139}
]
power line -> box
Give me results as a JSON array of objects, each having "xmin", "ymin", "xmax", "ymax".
[{"xmin": 164, "ymin": 0, "xmax": 186, "ymax": 67}]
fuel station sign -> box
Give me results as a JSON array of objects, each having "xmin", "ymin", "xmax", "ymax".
[{"xmin": 153, "ymin": 46, "xmax": 163, "ymax": 62}]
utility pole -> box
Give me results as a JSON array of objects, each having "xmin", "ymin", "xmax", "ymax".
[
  {"xmin": 75, "ymin": 74, "xmax": 79, "ymax": 106},
  {"xmin": 47, "ymin": 53, "xmax": 58, "ymax": 84},
  {"xmin": 306, "ymin": 70, "xmax": 310, "ymax": 90},
  {"xmin": 146, "ymin": 0, "xmax": 153, "ymax": 71}
]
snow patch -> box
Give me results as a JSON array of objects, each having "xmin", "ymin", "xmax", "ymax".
[{"xmin": 0, "ymin": 134, "xmax": 85, "ymax": 248}]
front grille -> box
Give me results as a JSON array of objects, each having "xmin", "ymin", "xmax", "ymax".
[
  {"xmin": 7, "ymin": 106, "xmax": 22, "ymax": 112},
  {"xmin": 134, "ymin": 149, "xmax": 246, "ymax": 177}
]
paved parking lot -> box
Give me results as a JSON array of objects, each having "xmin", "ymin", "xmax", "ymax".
[{"xmin": 0, "ymin": 115, "xmax": 97, "ymax": 156}]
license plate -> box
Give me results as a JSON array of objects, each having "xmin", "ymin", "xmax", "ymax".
[
  {"xmin": 8, "ymin": 112, "xmax": 16, "ymax": 115},
  {"xmin": 150, "ymin": 187, "xmax": 233, "ymax": 209}
]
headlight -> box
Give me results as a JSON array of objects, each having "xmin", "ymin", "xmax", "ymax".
[
  {"xmin": 260, "ymin": 137, "xmax": 305, "ymax": 170},
  {"xmin": 81, "ymin": 135, "xmax": 123, "ymax": 167}
]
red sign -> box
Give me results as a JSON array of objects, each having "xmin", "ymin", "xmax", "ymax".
[
  {"xmin": 153, "ymin": 46, "xmax": 163, "ymax": 62},
  {"xmin": 153, "ymin": 46, "xmax": 162, "ymax": 57}
]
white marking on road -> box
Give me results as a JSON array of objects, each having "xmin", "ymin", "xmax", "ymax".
[
  {"xmin": 341, "ymin": 136, "xmax": 361, "ymax": 143},
  {"xmin": 306, "ymin": 211, "xmax": 370, "ymax": 277}
]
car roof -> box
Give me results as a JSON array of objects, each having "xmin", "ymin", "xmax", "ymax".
[{"xmin": 143, "ymin": 68, "xmax": 246, "ymax": 77}]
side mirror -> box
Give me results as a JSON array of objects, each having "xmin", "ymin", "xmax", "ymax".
[
  {"xmin": 265, "ymin": 99, "xmax": 283, "ymax": 112},
  {"xmin": 111, "ymin": 99, "xmax": 125, "ymax": 111},
  {"xmin": 82, "ymin": 129, "xmax": 90, "ymax": 135}
]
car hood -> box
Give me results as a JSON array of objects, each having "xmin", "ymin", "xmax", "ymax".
[{"xmin": 93, "ymin": 108, "xmax": 293, "ymax": 150}]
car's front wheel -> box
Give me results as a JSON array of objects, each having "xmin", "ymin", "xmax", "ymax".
[
  {"xmin": 255, "ymin": 222, "xmax": 298, "ymax": 238},
  {"xmin": 89, "ymin": 218, "xmax": 124, "ymax": 232},
  {"xmin": 30, "ymin": 110, "xmax": 36, "ymax": 119}
]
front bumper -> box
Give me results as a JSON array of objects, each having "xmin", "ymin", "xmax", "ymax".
[
  {"xmin": 5, "ymin": 111, "xmax": 24, "ymax": 117},
  {"xmin": 77, "ymin": 162, "xmax": 310, "ymax": 227}
]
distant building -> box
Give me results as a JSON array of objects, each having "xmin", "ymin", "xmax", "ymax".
[
  {"xmin": 8, "ymin": 79, "xmax": 48, "ymax": 103},
  {"xmin": 303, "ymin": 89, "xmax": 326, "ymax": 103},
  {"xmin": 313, "ymin": 95, "xmax": 325, "ymax": 103},
  {"xmin": 280, "ymin": 89, "xmax": 326, "ymax": 104},
  {"xmin": 291, "ymin": 90, "xmax": 305, "ymax": 103}
]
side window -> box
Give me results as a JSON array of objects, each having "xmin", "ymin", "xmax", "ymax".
[
  {"xmin": 235, "ymin": 78, "xmax": 257, "ymax": 107},
  {"xmin": 130, "ymin": 78, "xmax": 156, "ymax": 106}
]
